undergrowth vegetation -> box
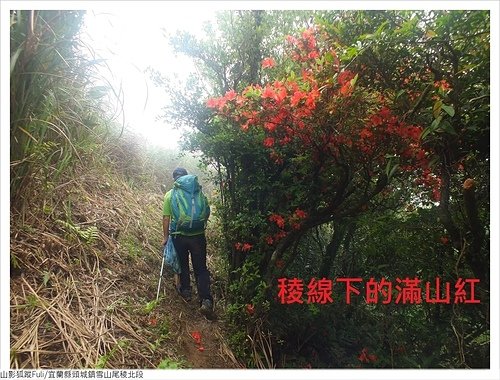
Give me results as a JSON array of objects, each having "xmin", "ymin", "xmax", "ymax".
[{"xmin": 9, "ymin": 10, "xmax": 221, "ymax": 369}]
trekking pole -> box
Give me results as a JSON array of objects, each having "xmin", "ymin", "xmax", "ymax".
[{"xmin": 156, "ymin": 251, "xmax": 165, "ymax": 301}]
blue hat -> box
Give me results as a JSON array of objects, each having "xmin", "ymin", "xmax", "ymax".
[{"xmin": 173, "ymin": 167, "xmax": 188, "ymax": 180}]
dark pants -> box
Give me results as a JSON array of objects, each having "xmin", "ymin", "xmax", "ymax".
[{"xmin": 172, "ymin": 234, "xmax": 212, "ymax": 302}]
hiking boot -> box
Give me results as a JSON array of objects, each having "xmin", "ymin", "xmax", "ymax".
[
  {"xmin": 176, "ymin": 286, "xmax": 192, "ymax": 303},
  {"xmin": 200, "ymin": 299, "xmax": 216, "ymax": 320}
]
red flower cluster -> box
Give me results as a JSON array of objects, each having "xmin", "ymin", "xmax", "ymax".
[
  {"xmin": 358, "ymin": 347, "xmax": 378, "ymax": 363},
  {"xmin": 434, "ymin": 79, "xmax": 451, "ymax": 91},
  {"xmin": 191, "ymin": 331, "xmax": 202, "ymax": 345},
  {"xmin": 246, "ymin": 303, "xmax": 255, "ymax": 315},
  {"xmin": 235, "ymin": 242, "xmax": 253, "ymax": 252},
  {"xmin": 338, "ymin": 70, "xmax": 355, "ymax": 86},
  {"xmin": 206, "ymin": 23, "xmax": 438, "ymax": 236},
  {"xmin": 206, "ymin": 97, "xmax": 225, "ymax": 109},
  {"xmin": 294, "ymin": 208, "xmax": 307, "ymax": 219},
  {"xmin": 266, "ymin": 209, "xmax": 309, "ymax": 243},
  {"xmin": 286, "ymin": 28, "xmax": 319, "ymax": 62},
  {"xmin": 190, "ymin": 331, "xmax": 205, "ymax": 352},
  {"xmin": 357, "ymin": 106, "xmax": 427, "ymax": 166},
  {"xmin": 262, "ymin": 57, "xmax": 276, "ymax": 69},
  {"xmin": 263, "ymin": 137, "xmax": 275, "ymax": 148},
  {"xmin": 269, "ymin": 213, "xmax": 285, "ymax": 229},
  {"xmin": 337, "ymin": 70, "xmax": 356, "ymax": 96},
  {"xmin": 414, "ymin": 170, "xmax": 442, "ymax": 202}
]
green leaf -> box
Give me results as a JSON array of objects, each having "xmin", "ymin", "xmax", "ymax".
[
  {"xmin": 471, "ymin": 331, "xmax": 490, "ymax": 346},
  {"xmin": 345, "ymin": 46, "xmax": 359, "ymax": 60},
  {"xmin": 426, "ymin": 29, "xmax": 437, "ymax": 38},
  {"xmin": 10, "ymin": 46, "xmax": 23, "ymax": 75},
  {"xmin": 388, "ymin": 164, "xmax": 400, "ymax": 180},
  {"xmin": 428, "ymin": 155, "xmax": 440, "ymax": 168},
  {"xmin": 439, "ymin": 121, "xmax": 458, "ymax": 135},
  {"xmin": 350, "ymin": 73, "xmax": 359, "ymax": 88},
  {"xmin": 433, "ymin": 100, "xmax": 442, "ymax": 118},
  {"xmin": 441, "ymin": 104, "xmax": 455, "ymax": 117},
  {"xmin": 421, "ymin": 115, "xmax": 442, "ymax": 140},
  {"xmin": 244, "ymin": 87, "xmax": 261, "ymax": 99},
  {"xmin": 431, "ymin": 115, "xmax": 442, "ymax": 129},
  {"xmin": 42, "ymin": 271, "xmax": 51, "ymax": 286},
  {"xmin": 384, "ymin": 156, "xmax": 400, "ymax": 180},
  {"xmin": 324, "ymin": 51, "xmax": 334, "ymax": 63},
  {"xmin": 359, "ymin": 33, "xmax": 373, "ymax": 41},
  {"xmin": 144, "ymin": 300, "xmax": 158, "ymax": 314},
  {"xmin": 158, "ymin": 358, "xmax": 182, "ymax": 369},
  {"xmin": 375, "ymin": 20, "xmax": 389, "ymax": 36}
]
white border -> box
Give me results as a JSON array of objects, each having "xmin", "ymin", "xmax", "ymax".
[
  {"xmin": 1, "ymin": 1, "xmax": 498, "ymax": 379},
  {"xmin": 0, "ymin": 0, "xmax": 12, "ymax": 371}
]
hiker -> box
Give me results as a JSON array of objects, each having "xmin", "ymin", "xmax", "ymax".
[{"xmin": 162, "ymin": 167, "xmax": 215, "ymax": 319}]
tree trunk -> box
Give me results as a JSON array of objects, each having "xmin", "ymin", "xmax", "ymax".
[
  {"xmin": 463, "ymin": 178, "xmax": 488, "ymax": 286},
  {"xmin": 318, "ymin": 221, "xmax": 346, "ymax": 278}
]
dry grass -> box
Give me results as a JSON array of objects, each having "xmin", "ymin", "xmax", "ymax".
[
  {"xmin": 247, "ymin": 318, "xmax": 276, "ymax": 369},
  {"xmin": 11, "ymin": 273, "xmax": 153, "ymax": 368},
  {"xmin": 10, "ymin": 156, "xmax": 185, "ymax": 369}
]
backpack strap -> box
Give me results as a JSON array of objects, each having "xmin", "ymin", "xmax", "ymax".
[
  {"xmin": 189, "ymin": 179, "xmax": 196, "ymax": 229},
  {"xmin": 170, "ymin": 188, "xmax": 180, "ymax": 236}
]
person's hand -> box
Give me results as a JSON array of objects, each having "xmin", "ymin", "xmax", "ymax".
[{"xmin": 162, "ymin": 237, "xmax": 168, "ymax": 246}]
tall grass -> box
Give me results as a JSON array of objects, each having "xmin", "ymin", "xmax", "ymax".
[{"xmin": 10, "ymin": 10, "xmax": 112, "ymax": 211}]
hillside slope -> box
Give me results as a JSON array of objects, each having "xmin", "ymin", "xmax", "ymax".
[{"xmin": 10, "ymin": 140, "xmax": 240, "ymax": 369}]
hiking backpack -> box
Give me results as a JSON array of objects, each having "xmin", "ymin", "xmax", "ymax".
[{"xmin": 170, "ymin": 174, "xmax": 210, "ymax": 234}]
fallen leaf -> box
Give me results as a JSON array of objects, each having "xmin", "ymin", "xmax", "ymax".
[{"xmin": 190, "ymin": 331, "xmax": 202, "ymax": 345}]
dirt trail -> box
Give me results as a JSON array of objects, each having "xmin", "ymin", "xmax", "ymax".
[{"xmin": 156, "ymin": 276, "xmax": 240, "ymax": 368}]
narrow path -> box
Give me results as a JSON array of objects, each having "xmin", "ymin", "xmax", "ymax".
[{"xmin": 157, "ymin": 276, "xmax": 240, "ymax": 368}]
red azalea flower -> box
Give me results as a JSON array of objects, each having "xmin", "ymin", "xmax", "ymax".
[
  {"xmin": 360, "ymin": 128, "xmax": 373, "ymax": 140},
  {"xmin": 206, "ymin": 98, "xmax": 219, "ymax": 108},
  {"xmin": 290, "ymin": 91, "xmax": 304, "ymax": 107},
  {"xmin": 269, "ymin": 214, "xmax": 285, "ymax": 229},
  {"xmin": 263, "ymin": 137, "xmax": 275, "ymax": 147},
  {"xmin": 432, "ymin": 188, "xmax": 441, "ymax": 202},
  {"xmin": 262, "ymin": 57, "xmax": 276, "ymax": 69},
  {"xmin": 338, "ymin": 70, "xmax": 355, "ymax": 86},
  {"xmin": 358, "ymin": 348, "xmax": 369, "ymax": 363},
  {"xmin": 190, "ymin": 331, "xmax": 202, "ymax": 345},
  {"xmin": 246, "ymin": 304, "xmax": 255, "ymax": 315},
  {"xmin": 358, "ymin": 348, "xmax": 377, "ymax": 363},
  {"xmin": 225, "ymin": 89, "xmax": 237, "ymax": 101},
  {"xmin": 262, "ymin": 85, "xmax": 276, "ymax": 99},
  {"xmin": 242, "ymin": 243, "xmax": 253, "ymax": 252},
  {"xmin": 294, "ymin": 208, "xmax": 307, "ymax": 219}
]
